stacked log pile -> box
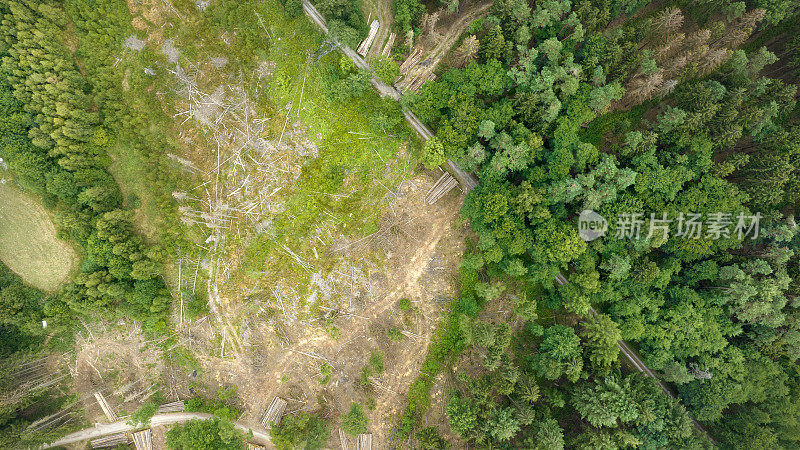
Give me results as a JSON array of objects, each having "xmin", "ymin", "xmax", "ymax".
[{"xmin": 424, "ymin": 172, "xmax": 458, "ymax": 205}]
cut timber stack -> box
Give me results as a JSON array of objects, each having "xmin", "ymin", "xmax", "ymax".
[
  {"xmin": 399, "ymin": 49, "xmax": 422, "ymax": 74},
  {"xmin": 132, "ymin": 429, "xmax": 152, "ymax": 450},
  {"xmin": 357, "ymin": 20, "xmax": 380, "ymax": 56},
  {"xmin": 356, "ymin": 433, "xmax": 373, "ymax": 450},
  {"xmin": 93, "ymin": 392, "xmax": 118, "ymax": 422},
  {"xmin": 156, "ymin": 400, "xmax": 185, "ymax": 413},
  {"xmin": 407, "ymin": 72, "xmax": 436, "ymax": 92},
  {"xmin": 425, "ymin": 172, "xmax": 458, "ymax": 205},
  {"xmin": 247, "ymin": 443, "xmax": 266, "ymax": 450},
  {"xmin": 382, "ymin": 33, "xmax": 395, "ymax": 56},
  {"xmin": 260, "ymin": 396, "xmax": 288, "ymax": 427},
  {"xmin": 398, "ymin": 49, "xmax": 436, "ymax": 91},
  {"xmin": 339, "ymin": 428, "xmax": 349, "ymax": 450},
  {"xmin": 90, "ymin": 433, "xmax": 128, "ymax": 448}
]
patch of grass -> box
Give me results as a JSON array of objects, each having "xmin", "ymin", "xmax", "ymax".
[
  {"xmin": 0, "ymin": 183, "xmax": 78, "ymax": 292},
  {"xmin": 242, "ymin": 0, "xmax": 414, "ymax": 283},
  {"xmin": 387, "ymin": 326, "xmax": 404, "ymax": 342},
  {"xmin": 359, "ymin": 365, "xmax": 373, "ymax": 388},
  {"xmin": 106, "ymin": 141, "xmax": 164, "ymax": 243},
  {"xmin": 398, "ymin": 298, "xmax": 412, "ymax": 311},
  {"xmin": 217, "ymin": 385, "xmax": 237, "ymax": 401},
  {"xmin": 369, "ymin": 351, "xmax": 384, "ymax": 374},
  {"xmin": 325, "ymin": 322, "xmax": 341, "ymax": 340},
  {"xmin": 183, "ymin": 290, "xmax": 210, "ymax": 320},
  {"xmin": 319, "ymin": 362, "xmax": 332, "ymax": 385},
  {"xmin": 169, "ymin": 346, "xmax": 202, "ymax": 373}
]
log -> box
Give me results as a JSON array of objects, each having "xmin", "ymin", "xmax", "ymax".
[
  {"xmin": 424, "ymin": 172, "xmax": 458, "ymax": 205},
  {"xmin": 357, "ymin": 20, "xmax": 381, "ymax": 56},
  {"xmin": 93, "ymin": 392, "xmax": 118, "ymax": 422},
  {"xmin": 356, "ymin": 433, "xmax": 373, "ymax": 450},
  {"xmin": 157, "ymin": 400, "xmax": 185, "ymax": 413},
  {"xmin": 90, "ymin": 432, "xmax": 128, "ymax": 448},
  {"xmin": 132, "ymin": 429, "xmax": 152, "ymax": 450},
  {"xmin": 429, "ymin": 177, "xmax": 458, "ymax": 204},
  {"xmin": 260, "ymin": 396, "xmax": 288, "ymax": 427},
  {"xmin": 382, "ymin": 33, "xmax": 395, "ymax": 56},
  {"xmin": 400, "ymin": 49, "xmax": 422, "ymax": 73}
]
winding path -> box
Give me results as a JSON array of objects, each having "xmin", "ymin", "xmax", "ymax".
[{"xmin": 45, "ymin": 412, "xmax": 271, "ymax": 448}]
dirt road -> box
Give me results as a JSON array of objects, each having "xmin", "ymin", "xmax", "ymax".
[{"xmin": 45, "ymin": 412, "xmax": 271, "ymax": 448}]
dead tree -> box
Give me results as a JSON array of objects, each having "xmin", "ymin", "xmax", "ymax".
[
  {"xmin": 455, "ymin": 35, "xmax": 479, "ymax": 67},
  {"xmin": 654, "ymin": 8, "xmax": 684, "ymax": 34}
]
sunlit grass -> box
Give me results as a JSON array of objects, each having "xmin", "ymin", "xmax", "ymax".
[{"xmin": 244, "ymin": 1, "xmax": 414, "ymax": 275}]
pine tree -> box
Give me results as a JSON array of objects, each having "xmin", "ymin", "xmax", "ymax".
[{"xmin": 581, "ymin": 314, "xmax": 622, "ymax": 375}]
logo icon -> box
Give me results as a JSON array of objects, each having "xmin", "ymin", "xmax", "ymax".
[{"xmin": 579, "ymin": 210, "xmax": 607, "ymax": 242}]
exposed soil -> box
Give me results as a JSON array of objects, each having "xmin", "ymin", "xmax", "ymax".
[
  {"xmin": 72, "ymin": 321, "xmax": 166, "ymax": 423},
  {"xmin": 64, "ymin": 2, "xmax": 472, "ymax": 448},
  {"xmin": 180, "ymin": 171, "xmax": 467, "ymax": 446}
]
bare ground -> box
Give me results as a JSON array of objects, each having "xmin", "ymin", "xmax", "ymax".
[
  {"xmin": 179, "ymin": 171, "xmax": 467, "ymax": 446},
  {"xmin": 71, "ymin": 321, "xmax": 167, "ymax": 423},
  {"xmin": 62, "ymin": 2, "xmax": 472, "ymax": 447}
]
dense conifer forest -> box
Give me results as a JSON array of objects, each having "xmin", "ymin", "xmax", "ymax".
[{"xmin": 400, "ymin": 0, "xmax": 800, "ymax": 447}]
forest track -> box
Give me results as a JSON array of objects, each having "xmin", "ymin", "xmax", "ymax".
[{"xmin": 44, "ymin": 412, "xmax": 271, "ymax": 448}]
